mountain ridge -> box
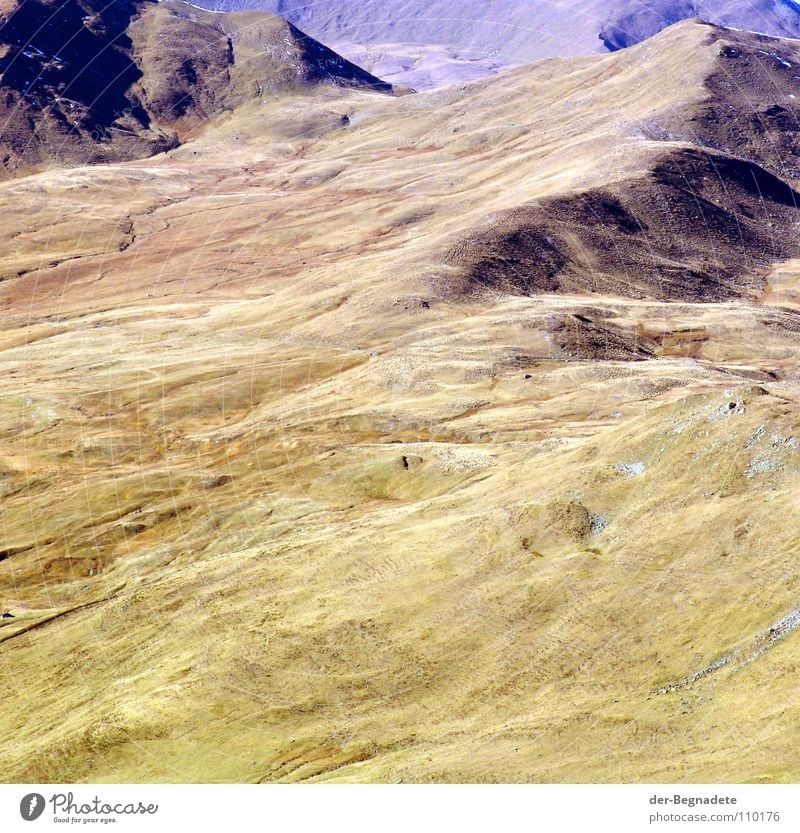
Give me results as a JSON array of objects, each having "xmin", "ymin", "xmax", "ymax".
[
  {"xmin": 195, "ymin": 0, "xmax": 800, "ymax": 87},
  {"xmin": 0, "ymin": 0, "xmax": 394, "ymax": 177}
]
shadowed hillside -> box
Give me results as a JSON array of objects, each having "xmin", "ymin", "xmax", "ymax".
[
  {"xmin": 0, "ymin": 0, "xmax": 393, "ymax": 176},
  {"xmin": 443, "ymin": 149, "xmax": 800, "ymax": 303}
]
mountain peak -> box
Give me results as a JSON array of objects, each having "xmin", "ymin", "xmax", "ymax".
[
  {"xmin": 191, "ymin": 0, "xmax": 800, "ymax": 87},
  {"xmin": 0, "ymin": 0, "xmax": 393, "ymax": 176}
]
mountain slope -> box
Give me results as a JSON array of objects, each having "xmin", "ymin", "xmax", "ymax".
[
  {"xmin": 197, "ymin": 0, "xmax": 800, "ymax": 87},
  {"xmin": 3, "ymin": 21, "xmax": 800, "ymax": 784},
  {"xmin": 600, "ymin": 0, "xmax": 800, "ymax": 49},
  {"xmin": 0, "ymin": 0, "xmax": 392, "ymax": 176},
  {"xmin": 441, "ymin": 23, "xmax": 800, "ymax": 305},
  {"xmin": 443, "ymin": 148, "xmax": 800, "ymax": 303}
]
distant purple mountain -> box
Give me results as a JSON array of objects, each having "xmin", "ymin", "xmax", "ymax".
[
  {"xmin": 191, "ymin": 0, "xmax": 800, "ymax": 87},
  {"xmin": 600, "ymin": 0, "xmax": 800, "ymax": 50}
]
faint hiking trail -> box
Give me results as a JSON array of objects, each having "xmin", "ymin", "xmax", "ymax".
[{"xmin": 657, "ymin": 605, "xmax": 800, "ymax": 694}]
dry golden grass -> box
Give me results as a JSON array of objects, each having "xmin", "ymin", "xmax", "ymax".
[{"xmin": 2, "ymin": 21, "xmax": 800, "ymax": 783}]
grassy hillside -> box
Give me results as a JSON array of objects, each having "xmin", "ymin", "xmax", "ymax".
[{"xmin": 1, "ymin": 21, "xmax": 800, "ymax": 782}]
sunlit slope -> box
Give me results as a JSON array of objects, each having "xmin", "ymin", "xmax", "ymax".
[{"xmin": 1, "ymin": 21, "xmax": 800, "ymax": 783}]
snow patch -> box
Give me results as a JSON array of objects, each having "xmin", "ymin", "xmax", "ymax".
[{"xmin": 615, "ymin": 462, "xmax": 645, "ymax": 477}]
